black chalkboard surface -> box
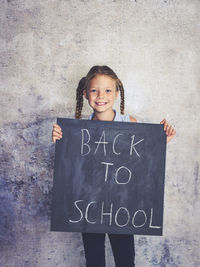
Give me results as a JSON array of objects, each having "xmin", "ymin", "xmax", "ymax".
[{"xmin": 50, "ymin": 118, "xmax": 166, "ymax": 236}]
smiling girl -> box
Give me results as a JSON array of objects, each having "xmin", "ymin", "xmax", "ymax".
[{"xmin": 52, "ymin": 65, "xmax": 176, "ymax": 267}]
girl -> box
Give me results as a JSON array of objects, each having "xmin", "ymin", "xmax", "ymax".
[{"xmin": 52, "ymin": 65, "xmax": 176, "ymax": 267}]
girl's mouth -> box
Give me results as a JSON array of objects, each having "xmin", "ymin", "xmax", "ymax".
[{"xmin": 95, "ymin": 102, "xmax": 107, "ymax": 106}]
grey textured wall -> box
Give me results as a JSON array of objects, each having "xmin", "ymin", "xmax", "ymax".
[{"xmin": 1, "ymin": 0, "xmax": 200, "ymax": 266}]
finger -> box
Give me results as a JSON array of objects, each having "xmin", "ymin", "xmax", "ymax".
[
  {"xmin": 52, "ymin": 135, "xmax": 62, "ymax": 142},
  {"xmin": 171, "ymin": 128, "xmax": 176, "ymax": 135},
  {"xmin": 53, "ymin": 129, "xmax": 62, "ymax": 135},
  {"xmin": 164, "ymin": 121, "xmax": 168, "ymax": 131},
  {"xmin": 166, "ymin": 124, "xmax": 172, "ymax": 135},
  {"xmin": 166, "ymin": 130, "xmax": 176, "ymax": 143},
  {"xmin": 160, "ymin": 118, "xmax": 166, "ymax": 124},
  {"xmin": 53, "ymin": 123, "xmax": 60, "ymax": 129},
  {"xmin": 52, "ymin": 136, "xmax": 62, "ymax": 143},
  {"xmin": 52, "ymin": 125, "xmax": 62, "ymax": 133},
  {"xmin": 53, "ymin": 127, "xmax": 62, "ymax": 134},
  {"xmin": 52, "ymin": 136, "xmax": 58, "ymax": 143},
  {"xmin": 53, "ymin": 123, "xmax": 61, "ymax": 127},
  {"xmin": 166, "ymin": 136, "xmax": 172, "ymax": 144},
  {"xmin": 167, "ymin": 126, "xmax": 172, "ymax": 135},
  {"xmin": 168, "ymin": 124, "xmax": 176, "ymax": 136},
  {"xmin": 169, "ymin": 127, "xmax": 174, "ymax": 136},
  {"xmin": 52, "ymin": 136, "xmax": 59, "ymax": 143},
  {"xmin": 53, "ymin": 124, "xmax": 62, "ymax": 131},
  {"xmin": 169, "ymin": 125, "xmax": 175, "ymax": 135},
  {"xmin": 52, "ymin": 132, "xmax": 62, "ymax": 139}
]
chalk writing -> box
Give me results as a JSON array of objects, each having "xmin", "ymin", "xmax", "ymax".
[
  {"xmin": 68, "ymin": 200, "xmax": 161, "ymax": 229},
  {"xmin": 81, "ymin": 128, "xmax": 144, "ymax": 157}
]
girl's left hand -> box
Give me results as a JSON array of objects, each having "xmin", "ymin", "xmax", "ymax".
[{"xmin": 160, "ymin": 119, "xmax": 176, "ymax": 144}]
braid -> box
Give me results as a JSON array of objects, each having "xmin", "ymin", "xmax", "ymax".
[
  {"xmin": 75, "ymin": 77, "xmax": 86, "ymax": 119},
  {"xmin": 117, "ymin": 79, "xmax": 125, "ymax": 115}
]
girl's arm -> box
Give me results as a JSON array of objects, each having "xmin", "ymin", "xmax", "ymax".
[
  {"xmin": 52, "ymin": 123, "xmax": 63, "ymax": 143},
  {"xmin": 160, "ymin": 119, "xmax": 176, "ymax": 144}
]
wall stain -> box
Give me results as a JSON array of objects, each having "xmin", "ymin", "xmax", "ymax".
[
  {"xmin": 160, "ymin": 242, "xmax": 170, "ymax": 266},
  {"xmin": 194, "ymin": 161, "xmax": 199, "ymax": 199},
  {"xmin": 0, "ymin": 117, "xmax": 55, "ymax": 254},
  {"xmin": 0, "ymin": 179, "xmax": 16, "ymax": 248}
]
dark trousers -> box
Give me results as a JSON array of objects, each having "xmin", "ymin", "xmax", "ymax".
[{"xmin": 82, "ymin": 232, "xmax": 135, "ymax": 267}]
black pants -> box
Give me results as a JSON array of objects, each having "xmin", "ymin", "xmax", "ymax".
[{"xmin": 82, "ymin": 233, "xmax": 135, "ymax": 267}]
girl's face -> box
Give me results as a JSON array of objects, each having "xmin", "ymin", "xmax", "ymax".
[{"xmin": 83, "ymin": 74, "xmax": 119, "ymax": 114}]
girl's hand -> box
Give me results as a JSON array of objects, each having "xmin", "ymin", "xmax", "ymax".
[
  {"xmin": 160, "ymin": 119, "xmax": 176, "ymax": 144},
  {"xmin": 52, "ymin": 123, "xmax": 63, "ymax": 143}
]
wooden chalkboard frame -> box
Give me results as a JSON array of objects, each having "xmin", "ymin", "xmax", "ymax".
[{"xmin": 50, "ymin": 118, "xmax": 166, "ymax": 236}]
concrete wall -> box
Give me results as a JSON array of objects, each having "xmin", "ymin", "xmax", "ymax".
[{"xmin": 1, "ymin": 0, "xmax": 199, "ymax": 266}]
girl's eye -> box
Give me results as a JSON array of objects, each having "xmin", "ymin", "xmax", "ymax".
[
  {"xmin": 90, "ymin": 89, "xmax": 96, "ymax": 93},
  {"xmin": 105, "ymin": 89, "xmax": 111, "ymax": 93}
]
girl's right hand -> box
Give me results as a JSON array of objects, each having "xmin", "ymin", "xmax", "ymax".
[{"xmin": 52, "ymin": 123, "xmax": 63, "ymax": 143}]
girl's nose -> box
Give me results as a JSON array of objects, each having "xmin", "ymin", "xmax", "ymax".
[{"xmin": 97, "ymin": 91, "xmax": 104, "ymax": 98}]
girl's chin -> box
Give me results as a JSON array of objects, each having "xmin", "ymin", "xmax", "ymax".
[{"xmin": 93, "ymin": 107, "xmax": 113, "ymax": 114}]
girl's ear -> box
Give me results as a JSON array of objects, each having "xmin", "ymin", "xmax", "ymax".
[{"xmin": 83, "ymin": 89, "xmax": 88, "ymax": 99}]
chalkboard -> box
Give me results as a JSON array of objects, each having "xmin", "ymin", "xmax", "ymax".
[{"xmin": 50, "ymin": 118, "xmax": 166, "ymax": 236}]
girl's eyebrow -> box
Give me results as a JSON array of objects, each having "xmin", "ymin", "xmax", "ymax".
[{"xmin": 90, "ymin": 86, "xmax": 113, "ymax": 89}]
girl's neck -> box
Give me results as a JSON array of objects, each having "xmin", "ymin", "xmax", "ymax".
[{"xmin": 92, "ymin": 109, "xmax": 116, "ymax": 121}]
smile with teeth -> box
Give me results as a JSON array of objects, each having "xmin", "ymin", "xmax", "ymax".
[{"xmin": 95, "ymin": 102, "xmax": 107, "ymax": 106}]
